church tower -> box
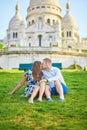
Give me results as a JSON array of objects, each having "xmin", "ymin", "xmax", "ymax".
[
  {"xmin": 7, "ymin": 4, "xmax": 25, "ymax": 49},
  {"xmin": 61, "ymin": 2, "xmax": 80, "ymax": 50},
  {"xmin": 26, "ymin": 0, "xmax": 62, "ymax": 48}
]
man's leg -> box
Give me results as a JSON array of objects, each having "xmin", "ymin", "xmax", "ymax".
[
  {"xmin": 54, "ymin": 80, "xmax": 64, "ymax": 100},
  {"xmin": 45, "ymin": 85, "xmax": 51, "ymax": 99},
  {"xmin": 44, "ymin": 85, "xmax": 52, "ymax": 101},
  {"xmin": 61, "ymin": 82, "xmax": 68, "ymax": 94}
]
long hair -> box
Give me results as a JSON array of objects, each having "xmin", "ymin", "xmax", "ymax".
[{"xmin": 32, "ymin": 61, "xmax": 42, "ymax": 82}]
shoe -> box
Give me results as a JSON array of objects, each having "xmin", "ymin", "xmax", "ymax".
[
  {"xmin": 58, "ymin": 98, "xmax": 65, "ymax": 102},
  {"xmin": 20, "ymin": 94, "xmax": 26, "ymax": 97},
  {"xmin": 20, "ymin": 93, "xmax": 30, "ymax": 97},
  {"xmin": 47, "ymin": 98, "xmax": 53, "ymax": 101}
]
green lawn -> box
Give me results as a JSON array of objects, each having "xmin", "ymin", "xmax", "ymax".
[{"xmin": 0, "ymin": 70, "xmax": 87, "ymax": 130}]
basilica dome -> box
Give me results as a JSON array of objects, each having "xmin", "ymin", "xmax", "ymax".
[
  {"xmin": 27, "ymin": 0, "xmax": 62, "ymax": 22},
  {"xmin": 8, "ymin": 4, "xmax": 25, "ymax": 29},
  {"xmin": 62, "ymin": 3, "xmax": 77, "ymax": 27},
  {"xmin": 29, "ymin": 0, "xmax": 59, "ymax": 6},
  {"xmin": 62, "ymin": 14, "xmax": 77, "ymax": 27}
]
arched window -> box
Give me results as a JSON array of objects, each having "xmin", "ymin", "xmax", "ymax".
[
  {"xmin": 32, "ymin": 20, "xmax": 34, "ymax": 24},
  {"xmin": 53, "ymin": 20, "xmax": 55, "ymax": 25},
  {"xmin": 13, "ymin": 32, "xmax": 18, "ymax": 38},
  {"xmin": 29, "ymin": 43, "xmax": 31, "ymax": 47},
  {"xmin": 66, "ymin": 31, "xmax": 71, "ymax": 37},
  {"xmin": 16, "ymin": 32, "xmax": 18, "ymax": 38},
  {"xmin": 69, "ymin": 32, "xmax": 71, "ymax": 37},
  {"xmin": 47, "ymin": 19, "xmax": 50, "ymax": 24},
  {"xmin": 13, "ymin": 32, "xmax": 15, "ymax": 38},
  {"xmin": 41, "ymin": 6, "xmax": 45, "ymax": 8},
  {"xmin": 38, "ymin": 35, "xmax": 42, "ymax": 47}
]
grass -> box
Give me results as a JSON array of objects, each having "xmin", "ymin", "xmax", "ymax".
[{"xmin": 0, "ymin": 70, "xmax": 87, "ymax": 130}]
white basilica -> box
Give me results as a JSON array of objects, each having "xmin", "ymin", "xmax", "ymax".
[
  {"xmin": 1, "ymin": 0, "xmax": 87, "ymax": 69},
  {"xmin": 5, "ymin": 0, "xmax": 87, "ymax": 52}
]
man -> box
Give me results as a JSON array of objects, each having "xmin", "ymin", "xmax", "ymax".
[{"xmin": 42, "ymin": 58, "xmax": 68, "ymax": 102}]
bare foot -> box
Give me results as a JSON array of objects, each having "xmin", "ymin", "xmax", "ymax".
[
  {"xmin": 28, "ymin": 98, "xmax": 33, "ymax": 104},
  {"xmin": 37, "ymin": 98, "xmax": 42, "ymax": 102}
]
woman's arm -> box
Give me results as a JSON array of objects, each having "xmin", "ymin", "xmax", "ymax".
[{"xmin": 9, "ymin": 75, "xmax": 27, "ymax": 95}]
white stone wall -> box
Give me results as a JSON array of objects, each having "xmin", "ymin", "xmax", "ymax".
[
  {"xmin": 0, "ymin": 55, "xmax": 9, "ymax": 69},
  {"xmin": 0, "ymin": 53, "xmax": 87, "ymax": 69}
]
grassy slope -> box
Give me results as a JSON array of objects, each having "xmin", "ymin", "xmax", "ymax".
[{"xmin": 0, "ymin": 70, "xmax": 87, "ymax": 130}]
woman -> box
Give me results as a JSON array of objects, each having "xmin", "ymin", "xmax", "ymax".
[{"xmin": 9, "ymin": 61, "xmax": 46, "ymax": 103}]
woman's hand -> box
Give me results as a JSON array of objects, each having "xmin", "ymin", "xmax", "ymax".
[
  {"xmin": 8, "ymin": 91, "xmax": 14, "ymax": 95},
  {"xmin": 40, "ymin": 79, "xmax": 47, "ymax": 83}
]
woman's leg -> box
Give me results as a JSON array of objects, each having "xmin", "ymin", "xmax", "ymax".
[
  {"xmin": 38, "ymin": 82, "xmax": 46, "ymax": 102},
  {"xmin": 28, "ymin": 86, "xmax": 40, "ymax": 103}
]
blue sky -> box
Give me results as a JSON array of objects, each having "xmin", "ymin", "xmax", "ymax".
[{"xmin": 0, "ymin": 0, "xmax": 87, "ymax": 39}]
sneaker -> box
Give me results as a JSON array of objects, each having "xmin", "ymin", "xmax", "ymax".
[
  {"xmin": 58, "ymin": 98, "xmax": 65, "ymax": 102},
  {"xmin": 20, "ymin": 93, "xmax": 30, "ymax": 97},
  {"xmin": 20, "ymin": 94, "xmax": 26, "ymax": 97},
  {"xmin": 47, "ymin": 98, "xmax": 53, "ymax": 101}
]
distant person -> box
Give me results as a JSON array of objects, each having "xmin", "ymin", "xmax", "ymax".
[
  {"xmin": 41, "ymin": 58, "xmax": 68, "ymax": 102},
  {"xmin": 9, "ymin": 61, "xmax": 47, "ymax": 103}
]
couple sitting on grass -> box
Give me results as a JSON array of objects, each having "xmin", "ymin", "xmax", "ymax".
[{"xmin": 9, "ymin": 58, "xmax": 68, "ymax": 103}]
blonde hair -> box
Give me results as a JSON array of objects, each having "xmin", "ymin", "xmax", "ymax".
[{"xmin": 43, "ymin": 58, "xmax": 52, "ymax": 67}]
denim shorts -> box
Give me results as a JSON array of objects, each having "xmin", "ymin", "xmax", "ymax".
[{"xmin": 50, "ymin": 82, "xmax": 68, "ymax": 95}]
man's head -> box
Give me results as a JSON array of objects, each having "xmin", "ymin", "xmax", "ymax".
[{"xmin": 42, "ymin": 58, "xmax": 52, "ymax": 70}]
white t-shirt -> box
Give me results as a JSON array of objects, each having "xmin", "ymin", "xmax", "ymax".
[{"xmin": 42, "ymin": 67, "xmax": 66, "ymax": 87}]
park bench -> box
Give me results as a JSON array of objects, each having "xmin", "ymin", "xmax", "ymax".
[{"xmin": 19, "ymin": 63, "xmax": 62, "ymax": 71}]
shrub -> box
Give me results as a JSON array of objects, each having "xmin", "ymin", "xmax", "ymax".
[
  {"xmin": 73, "ymin": 63, "xmax": 78, "ymax": 69},
  {"xmin": 0, "ymin": 67, "xmax": 3, "ymax": 69},
  {"xmin": 83, "ymin": 66, "xmax": 87, "ymax": 71}
]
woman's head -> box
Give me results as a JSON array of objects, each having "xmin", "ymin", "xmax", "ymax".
[{"xmin": 32, "ymin": 61, "xmax": 42, "ymax": 82}]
